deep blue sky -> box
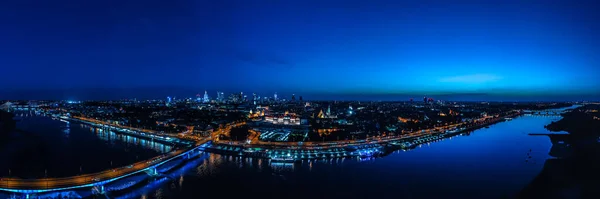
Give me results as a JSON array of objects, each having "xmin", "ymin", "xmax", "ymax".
[{"xmin": 1, "ymin": 0, "xmax": 599, "ymax": 101}]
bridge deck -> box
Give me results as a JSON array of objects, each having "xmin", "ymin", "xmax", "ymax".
[{"xmin": 0, "ymin": 140, "xmax": 210, "ymax": 193}]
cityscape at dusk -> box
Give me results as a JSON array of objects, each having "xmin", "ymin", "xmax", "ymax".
[{"xmin": 1, "ymin": 0, "xmax": 600, "ymax": 199}]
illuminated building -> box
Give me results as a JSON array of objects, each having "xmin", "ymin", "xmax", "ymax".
[
  {"xmin": 263, "ymin": 113, "xmax": 301, "ymax": 125},
  {"xmin": 274, "ymin": 92, "xmax": 278, "ymax": 101},
  {"xmin": 317, "ymin": 128, "xmax": 340, "ymax": 136},
  {"xmin": 316, "ymin": 105, "xmax": 337, "ymax": 119},
  {"xmin": 202, "ymin": 91, "xmax": 210, "ymax": 103},
  {"xmin": 291, "ymin": 94, "xmax": 296, "ymax": 102},
  {"xmin": 216, "ymin": 91, "xmax": 225, "ymax": 103},
  {"xmin": 348, "ymin": 104, "xmax": 354, "ymax": 115}
]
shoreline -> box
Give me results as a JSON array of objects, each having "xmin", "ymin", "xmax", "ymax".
[
  {"xmin": 48, "ymin": 115, "xmax": 191, "ymax": 147},
  {"xmin": 204, "ymin": 111, "xmax": 523, "ymax": 160}
]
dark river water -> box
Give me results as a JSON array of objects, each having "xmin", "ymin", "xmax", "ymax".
[
  {"xmin": 0, "ymin": 110, "xmax": 568, "ymax": 199},
  {"xmin": 0, "ymin": 111, "xmax": 171, "ymax": 178},
  {"xmin": 119, "ymin": 115, "xmax": 563, "ymax": 199}
]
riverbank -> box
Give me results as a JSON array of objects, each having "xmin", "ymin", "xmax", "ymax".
[
  {"xmin": 204, "ymin": 111, "xmax": 522, "ymax": 160},
  {"xmin": 519, "ymin": 104, "xmax": 600, "ymax": 199},
  {"xmin": 545, "ymin": 104, "xmax": 600, "ymax": 137},
  {"xmin": 52, "ymin": 115, "xmax": 192, "ymax": 147}
]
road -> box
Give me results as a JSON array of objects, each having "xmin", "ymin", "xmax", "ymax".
[
  {"xmin": 215, "ymin": 111, "xmax": 521, "ymax": 149},
  {"xmin": 0, "ymin": 138, "xmax": 209, "ymax": 192},
  {"xmin": 74, "ymin": 116, "xmax": 161, "ymax": 135}
]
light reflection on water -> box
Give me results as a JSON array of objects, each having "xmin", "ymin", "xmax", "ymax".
[
  {"xmin": 1, "ymin": 112, "xmax": 166, "ymax": 178},
  {"xmin": 3, "ymin": 111, "xmax": 568, "ymax": 199},
  {"xmin": 122, "ymin": 115, "xmax": 562, "ymax": 199},
  {"xmin": 79, "ymin": 123, "xmax": 172, "ymax": 153}
]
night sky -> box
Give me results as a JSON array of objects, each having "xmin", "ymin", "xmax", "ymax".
[{"xmin": 1, "ymin": 0, "xmax": 599, "ymax": 101}]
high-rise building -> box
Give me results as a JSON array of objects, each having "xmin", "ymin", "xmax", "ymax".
[
  {"xmin": 299, "ymin": 96, "xmax": 303, "ymax": 101},
  {"xmin": 274, "ymin": 92, "xmax": 278, "ymax": 101},
  {"xmin": 203, "ymin": 91, "xmax": 210, "ymax": 103},
  {"xmin": 423, "ymin": 97, "xmax": 427, "ymax": 103},
  {"xmin": 196, "ymin": 93, "xmax": 202, "ymax": 102},
  {"xmin": 218, "ymin": 92, "xmax": 225, "ymax": 102},
  {"xmin": 326, "ymin": 105, "xmax": 331, "ymax": 116},
  {"xmin": 291, "ymin": 94, "xmax": 296, "ymax": 102}
]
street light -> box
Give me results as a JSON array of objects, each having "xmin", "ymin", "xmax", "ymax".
[{"xmin": 45, "ymin": 169, "xmax": 48, "ymax": 189}]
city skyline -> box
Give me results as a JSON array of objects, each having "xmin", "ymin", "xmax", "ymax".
[
  {"xmin": 1, "ymin": 0, "xmax": 599, "ymax": 101},
  {"xmin": 2, "ymin": 87, "xmax": 599, "ymax": 102},
  {"xmin": 1, "ymin": 1, "xmax": 599, "ymax": 198}
]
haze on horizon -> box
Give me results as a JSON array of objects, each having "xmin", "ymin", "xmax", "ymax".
[{"xmin": 1, "ymin": 0, "xmax": 599, "ymax": 101}]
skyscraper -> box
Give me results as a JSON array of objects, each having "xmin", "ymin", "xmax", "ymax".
[
  {"xmin": 291, "ymin": 94, "xmax": 296, "ymax": 102},
  {"xmin": 299, "ymin": 96, "xmax": 303, "ymax": 101},
  {"xmin": 217, "ymin": 91, "xmax": 225, "ymax": 103},
  {"xmin": 203, "ymin": 91, "xmax": 210, "ymax": 103},
  {"xmin": 274, "ymin": 92, "xmax": 278, "ymax": 101}
]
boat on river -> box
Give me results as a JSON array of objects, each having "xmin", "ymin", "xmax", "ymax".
[{"xmin": 270, "ymin": 155, "xmax": 299, "ymax": 163}]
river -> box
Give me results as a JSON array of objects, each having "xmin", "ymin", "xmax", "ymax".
[
  {"xmin": 116, "ymin": 115, "xmax": 564, "ymax": 199},
  {"xmin": 0, "ymin": 109, "xmax": 568, "ymax": 198},
  {"xmin": 0, "ymin": 111, "xmax": 171, "ymax": 179}
]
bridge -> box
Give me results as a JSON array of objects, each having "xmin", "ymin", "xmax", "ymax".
[
  {"xmin": 523, "ymin": 111, "xmax": 564, "ymax": 116},
  {"xmin": 0, "ymin": 102, "xmax": 41, "ymax": 112},
  {"xmin": 0, "ymin": 140, "xmax": 211, "ymax": 195},
  {"xmin": 0, "ymin": 102, "xmax": 14, "ymax": 112}
]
